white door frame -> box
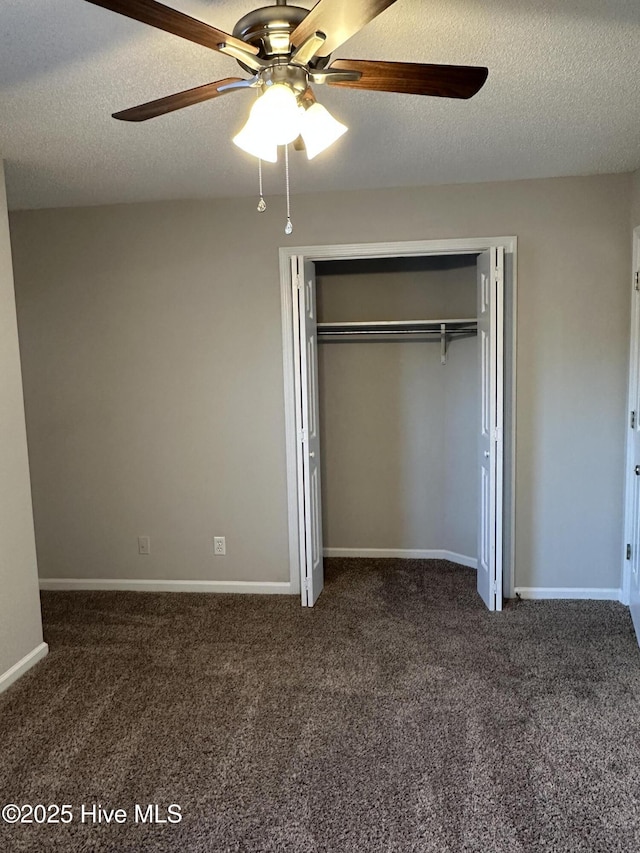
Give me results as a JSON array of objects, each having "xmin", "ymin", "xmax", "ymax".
[
  {"xmin": 622, "ymin": 226, "xmax": 640, "ymax": 608},
  {"xmin": 279, "ymin": 237, "xmax": 518, "ymax": 601}
]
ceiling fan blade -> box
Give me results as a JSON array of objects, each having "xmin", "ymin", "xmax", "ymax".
[
  {"xmin": 327, "ymin": 59, "xmax": 489, "ymax": 99},
  {"xmin": 113, "ymin": 77, "xmax": 246, "ymax": 121},
  {"xmin": 290, "ymin": 0, "xmax": 398, "ymax": 58},
  {"xmin": 85, "ymin": 0, "xmax": 257, "ymax": 55}
]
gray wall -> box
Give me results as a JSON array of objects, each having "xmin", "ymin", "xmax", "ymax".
[
  {"xmin": 316, "ymin": 259, "xmax": 478, "ymax": 557},
  {"xmin": 0, "ymin": 161, "xmax": 44, "ymax": 678},
  {"xmin": 632, "ymin": 169, "xmax": 640, "ymax": 230},
  {"xmin": 9, "ymin": 173, "xmax": 631, "ymax": 591},
  {"xmin": 316, "ymin": 257, "xmax": 478, "ymax": 322}
]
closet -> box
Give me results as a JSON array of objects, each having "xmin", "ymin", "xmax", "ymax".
[
  {"xmin": 315, "ymin": 255, "xmax": 480, "ymax": 570},
  {"xmin": 284, "ymin": 241, "xmax": 508, "ymax": 612}
]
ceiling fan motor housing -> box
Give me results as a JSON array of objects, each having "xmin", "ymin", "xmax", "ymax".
[{"xmin": 232, "ymin": 4, "xmax": 328, "ymax": 70}]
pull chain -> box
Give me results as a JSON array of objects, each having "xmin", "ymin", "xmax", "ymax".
[
  {"xmin": 284, "ymin": 144, "xmax": 293, "ymax": 235},
  {"xmin": 257, "ymin": 158, "xmax": 266, "ymax": 212}
]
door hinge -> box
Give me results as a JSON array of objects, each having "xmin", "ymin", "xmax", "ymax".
[
  {"xmin": 303, "ymin": 577, "xmax": 310, "ymax": 591},
  {"xmin": 635, "ymin": 271, "xmax": 640, "ymax": 291},
  {"xmin": 298, "ymin": 428, "xmax": 307, "ymax": 444},
  {"xmin": 627, "ymin": 543, "xmax": 632, "ymax": 561},
  {"xmin": 492, "ymin": 427, "xmax": 502, "ymax": 443},
  {"xmin": 632, "ymin": 411, "xmax": 637, "ymax": 430},
  {"xmin": 491, "ymin": 581, "xmax": 499, "ymax": 596}
]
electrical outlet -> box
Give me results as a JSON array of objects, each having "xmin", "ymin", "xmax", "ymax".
[
  {"xmin": 214, "ymin": 536, "xmax": 226, "ymax": 556},
  {"xmin": 138, "ymin": 536, "xmax": 151, "ymax": 555}
]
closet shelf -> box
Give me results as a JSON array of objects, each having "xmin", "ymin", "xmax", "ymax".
[
  {"xmin": 317, "ymin": 318, "xmax": 477, "ymax": 335},
  {"xmin": 317, "ymin": 319, "xmax": 477, "ymax": 364}
]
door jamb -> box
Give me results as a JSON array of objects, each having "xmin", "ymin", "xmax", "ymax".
[
  {"xmin": 622, "ymin": 227, "xmax": 640, "ymax": 606},
  {"xmin": 279, "ymin": 237, "xmax": 518, "ymax": 600}
]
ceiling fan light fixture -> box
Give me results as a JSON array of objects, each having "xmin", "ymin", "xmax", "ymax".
[{"xmin": 299, "ymin": 101, "xmax": 348, "ymax": 160}]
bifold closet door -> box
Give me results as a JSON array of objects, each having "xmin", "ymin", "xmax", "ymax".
[
  {"xmin": 477, "ymin": 247, "xmax": 504, "ymax": 611},
  {"xmin": 291, "ymin": 255, "xmax": 324, "ymax": 606},
  {"xmin": 627, "ymin": 230, "xmax": 640, "ymax": 643}
]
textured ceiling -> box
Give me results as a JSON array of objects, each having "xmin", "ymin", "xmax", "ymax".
[{"xmin": 1, "ymin": 0, "xmax": 639, "ymax": 210}]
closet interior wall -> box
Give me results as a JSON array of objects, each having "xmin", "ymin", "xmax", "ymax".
[{"xmin": 316, "ymin": 255, "xmax": 479, "ymax": 562}]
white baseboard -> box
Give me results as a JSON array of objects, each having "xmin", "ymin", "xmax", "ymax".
[
  {"xmin": 0, "ymin": 642, "xmax": 49, "ymax": 696},
  {"xmin": 514, "ymin": 587, "xmax": 624, "ymax": 602},
  {"xmin": 39, "ymin": 579, "xmax": 293, "ymax": 595},
  {"xmin": 323, "ymin": 548, "xmax": 477, "ymax": 569}
]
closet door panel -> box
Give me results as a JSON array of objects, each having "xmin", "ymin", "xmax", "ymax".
[
  {"xmin": 298, "ymin": 258, "xmax": 324, "ymax": 606},
  {"xmin": 477, "ymin": 247, "xmax": 504, "ymax": 611}
]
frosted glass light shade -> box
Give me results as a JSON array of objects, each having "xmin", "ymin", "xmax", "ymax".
[
  {"xmin": 233, "ymin": 84, "xmax": 302, "ymax": 160},
  {"xmin": 232, "ymin": 121, "xmax": 278, "ymax": 162},
  {"xmin": 254, "ymin": 84, "xmax": 301, "ymax": 145},
  {"xmin": 300, "ymin": 102, "xmax": 348, "ymax": 160}
]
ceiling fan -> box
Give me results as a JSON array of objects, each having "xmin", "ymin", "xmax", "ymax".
[{"xmin": 85, "ymin": 0, "xmax": 489, "ymax": 163}]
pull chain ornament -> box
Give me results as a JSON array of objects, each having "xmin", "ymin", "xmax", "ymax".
[
  {"xmin": 284, "ymin": 144, "xmax": 293, "ymax": 235},
  {"xmin": 257, "ymin": 158, "xmax": 266, "ymax": 212}
]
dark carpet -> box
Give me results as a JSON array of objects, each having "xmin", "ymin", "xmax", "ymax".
[{"xmin": 1, "ymin": 558, "xmax": 640, "ymax": 853}]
